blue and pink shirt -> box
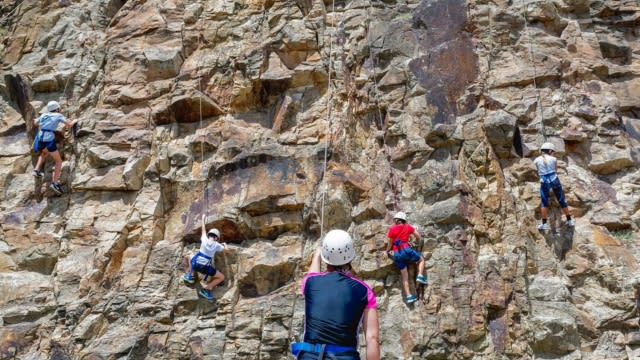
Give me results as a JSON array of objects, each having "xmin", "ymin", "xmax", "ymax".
[{"xmin": 300, "ymin": 271, "xmax": 377, "ymax": 347}]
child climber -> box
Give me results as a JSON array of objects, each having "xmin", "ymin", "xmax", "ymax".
[
  {"xmin": 183, "ymin": 215, "xmax": 230, "ymax": 301},
  {"xmin": 32, "ymin": 101, "xmax": 77, "ymax": 195},
  {"xmin": 533, "ymin": 142, "xmax": 575, "ymax": 230},
  {"xmin": 386, "ymin": 212, "xmax": 427, "ymax": 304}
]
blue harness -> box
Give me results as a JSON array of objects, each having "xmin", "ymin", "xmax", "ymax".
[
  {"xmin": 191, "ymin": 252, "xmax": 214, "ymax": 280},
  {"xmin": 540, "ymin": 172, "xmax": 558, "ymax": 184},
  {"xmin": 290, "ymin": 342, "xmax": 357, "ymax": 356}
]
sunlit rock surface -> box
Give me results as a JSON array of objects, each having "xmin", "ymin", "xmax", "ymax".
[{"xmin": 0, "ymin": 0, "xmax": 639, "ymax": 359}]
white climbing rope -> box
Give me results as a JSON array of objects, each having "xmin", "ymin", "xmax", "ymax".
[
  {"xmin": 0, "ymin": 0, "xmax": 28, "ymax": 24},
  {"xmin": 366, "ymin": 0, "xmax": 401, "ymax": 212},
  {"xmin": 318, "ymin": 0, "xmax": 338, "ymax": 239},
  {"xmin": 520, "ymin": 0, "xmax": 547, "ymax": 141},
  {"xmin": 197, "ymin": 26, "xmax": 207, "ymax": 211}
]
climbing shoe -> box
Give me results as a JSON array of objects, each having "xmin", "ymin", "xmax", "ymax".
[
  {"xmin": 416, "ymin": 274, "xmax": 428, "ymax": 285},
  {"xmin": 182, "ymin": 273, "xmax": 195, "ymax": 284},
  {"xmin": 49, "ymin": 182, "xmax": 63, "ymax": 195},
  {"xmin": 32, "ymin": 169, "xmax": 43, "ymax": 178},
  {"xmin": 537, "ymin": 223, "xmax": 549, "ymax": 231},
  {"xmin": 406, "ymin": 294, "xmax": 418, "ymax": 304},
  {"xmin": 198, "ymin": 288, "xmax": 215, "ymax": 301},
  {"xmin": 566, "ymin": 219, "xmax": 575, "ymax": 227}
]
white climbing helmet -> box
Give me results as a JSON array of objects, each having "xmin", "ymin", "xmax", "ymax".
[
  {"xmin": 321, "ymin": 229, "xmax": 356, "ymax": 266},
  {"xmin": 47, "ymin": 101, "xmax": 60, "ymax": 112},
  {"xmin": 393, "ymin": 211, "xmax": 407, "ymax": 222},
  {"xmin": 540, "ymin": 142, "xmax": 555, "ymax": 152},
  {"xmin": 207, "ymin": 228, "xmax": 220, "ymax": 238}
]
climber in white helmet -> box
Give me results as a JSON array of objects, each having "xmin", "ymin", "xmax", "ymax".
[
  {"xmin": 533, "ymin": 142, "xmax": 574, "ymax": 230},
  {"xmin": 291, "ymin": 229, "xmax": 380, "ymax": 360},
  {"xmin": 32, "ymin": 101, "xmax": 77, "ymax": 195},
  {"xmin": 182, "ymin": 214, "xmax": 230, "ymax": 301},
  {"xmin": 386, "ymin": 211, "xmax": 427, "ymax": 304}
]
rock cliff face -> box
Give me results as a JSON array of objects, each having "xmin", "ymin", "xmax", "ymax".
[{"xmin": 1, "ymin": 0, "xmax": 639, "ymax": 359}]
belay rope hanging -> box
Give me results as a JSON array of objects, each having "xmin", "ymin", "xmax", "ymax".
[
  {"xmin": 197, "ymin": 22, "xmax": 208, "ymax": 214},
  {"xmin": 318, "ymin": 0, "xmax": 338, "ymax": 239},
  {"xmin": 195, "ymin": 22, "xmax": 232, "ymax": 288},
  {"xmin": 365, "ymin": 0, "xmax": 400, "ymax": 213},
  {"xmin": 293, "ymin": 0, "xmax": 340, "ymax": 347},
  {"xmin": 520, "ymin": 0, "xmax": 547, "ymax": 141}
]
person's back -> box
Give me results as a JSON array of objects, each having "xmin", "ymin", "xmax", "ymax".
[
  {"xmin": 37, "ymin": 112, "xmax": 66, "ymax": 141},
  {"xmin": 387, "ymin": 223, "xmax": 414, "ymax": 250},
  {"xmin": 199, "ymin": 234, "xmax": 223, "ymax": 258},
  {"xmin": 292, "ymin": 229, "xmax": 380, "ymax": 360},
  {"xmin": 533, "ymin": 154, "xmax": 557, "ymax": 178},
  {"xmin": 302, "ymin": 271, "xmax": 375, "ymax": 347}
]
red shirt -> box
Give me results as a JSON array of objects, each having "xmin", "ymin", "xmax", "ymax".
[{"xmin": 387, "ymin": 223, "xmax": 415, "ymax": 251}]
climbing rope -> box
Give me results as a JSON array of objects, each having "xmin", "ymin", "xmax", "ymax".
[
  {"xmin": 366, "ymin": 0, "xmax": 401, "ymax": 212},
  {"xmin": 318, "ymin": 0, "xmax": 338, "ymax": 239},
  {"xmin": 0, "ymin": 0, "xmax": 28, "ymax": 24},
  {"xmin": 197, "ymin": 24, "xmax": 207, "ymax": 212},
  {"xmin": 520, "ymin": 0, "xmax": 547, "ymax": 141}
]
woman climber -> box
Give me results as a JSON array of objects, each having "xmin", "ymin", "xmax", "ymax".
[
  {"xmin": 32, "ymin": 101, "xmax": 77, "ymax": 195},
  {"xmin": 291, "ymin": 229, "xmax": 380, "ymax": 360},
  {"xmin": 386, "ymin": 211, "xmax": 427, "ymax": 304},
  {"xmin": 533, "ymin": 142, "xmax": 574, "ymax": 230},
  {"xmin": 183, "ymin": 215, "xmax": 230, "ymax": 301}
]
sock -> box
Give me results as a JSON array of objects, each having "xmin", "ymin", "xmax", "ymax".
[{"xmin": 542, "ymin": 219, "xmax": 547, "ymax": 224}]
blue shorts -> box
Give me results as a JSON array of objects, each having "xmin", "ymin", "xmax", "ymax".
[
  {"xmin": 540, "ymin": 177, "xmax": 567, "ymax": 208},
  {"xmin": 33, "ymin": 130, "xmax": 58, "ymax": 153},
  {"xmin": 393, "ymin": 248, "xmax": 422, "ymax": 270},
  {"xmin": 34, "ymin": 139, "xmax": 57, "ymax": 152},
  {"xmin": 190, "ymin": 253, "xmax": 217, "ymax": 276}
]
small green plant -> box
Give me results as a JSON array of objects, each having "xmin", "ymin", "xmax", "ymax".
[{"xmin": 611, "ymin": 228, "xmax": 634, "ymax": 241}]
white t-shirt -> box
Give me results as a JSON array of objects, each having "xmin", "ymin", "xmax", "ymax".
[
  {"xmin": 533, "ymin": 154, "xmax": 559, "ymax": 183},
  {"xmin": 37, "ymin": 112, "xmax": 66, "ymax": 141},
  {"xmin": 533, "ymin": 154, "xmax": 557, "ymax": 176},
  {"xmin": 199, "ymin": 234, "xmax": 224, "ymax": 258}
]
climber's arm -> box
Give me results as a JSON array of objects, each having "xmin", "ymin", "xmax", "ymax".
[
  {"xmin": 309, "ymin": 247, "xmax": 322, "ymax": 273},
  {"xmin": 363, "ymin": 308, "xmax": 380, "ymax": 360},
  {"xmin": 201, "ymin": 214, "xmax": 207, "ymax": 238}
]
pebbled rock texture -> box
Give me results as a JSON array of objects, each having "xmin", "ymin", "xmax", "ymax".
[{"xmin": 0, "ymin": 0, "xmax": 639, "ymax": 359}]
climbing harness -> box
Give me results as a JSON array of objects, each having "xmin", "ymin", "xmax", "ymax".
[
  {"xmin": 290, "ymin": 342, "xmax": 357, "ymax": 357},
  {"xmin": 191, "ymin": 252, "xmax": 214, "ymax": 277},
  {"xmin": 392, "ymin": 238, "xmax": 410, "ymax": 252}
]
